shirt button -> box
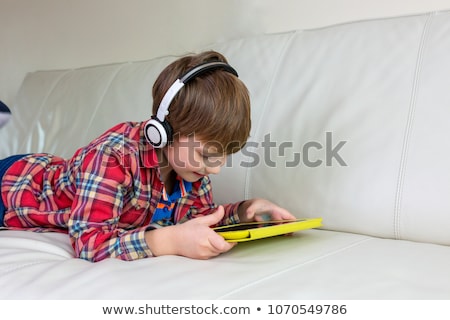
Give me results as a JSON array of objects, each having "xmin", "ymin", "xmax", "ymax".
[{"xmin": 137, "ymin": 251, "xmax": 145, "ymax": 258}]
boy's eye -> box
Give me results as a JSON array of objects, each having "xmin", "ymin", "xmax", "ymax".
[
  {"xmin": 199, "ymin": 152, "xmax": 225, "ymax": 164},
  {"xmin": 200, "ymin": 151, "xmax": 214, "ymax": 159},
  {"xmin": 202, "ymin": 154, "xmax": 217, "ymax": 161}
]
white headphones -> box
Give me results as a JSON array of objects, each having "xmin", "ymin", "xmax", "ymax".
[{"xmin": 144, "ymin": 61, "xmax": 238, "ymax": 148}]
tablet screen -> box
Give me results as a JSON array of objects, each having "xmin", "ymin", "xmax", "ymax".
[{"xmin": 216, "ymin": 219, "xmax": 303, "ymax": 232}]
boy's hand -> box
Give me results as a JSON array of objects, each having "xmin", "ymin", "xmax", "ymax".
[
  {"xmin": 238, "ymin": 198, "xmax": 296, "ymax": 223},
  {"xmin": 145, "ymin": 206, "xmax": 236, "ymax": 259},
  {"xmin": 173, "ymin": 205, "xmax": 237, "ymax": 259}
]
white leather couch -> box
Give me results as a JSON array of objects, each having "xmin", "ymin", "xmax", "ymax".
[{"xmin": 1, "ymin": 10, "xmax": 450, "ymax": 299}]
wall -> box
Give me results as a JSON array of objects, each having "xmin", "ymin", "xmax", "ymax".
[{"xmin": 1, "ymin": 0, "xmax": 450, "ymax": 109}]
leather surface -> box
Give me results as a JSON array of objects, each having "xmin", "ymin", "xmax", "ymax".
[
  {"xmin": 1, "ymin": 229, "xmax": 449, "ymax": 299},
  {"xmin": 1, "ymin": 10, "xmax": 450, "ymax": 299}
]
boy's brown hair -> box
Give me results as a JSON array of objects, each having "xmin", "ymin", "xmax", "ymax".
[{"xmin": 152, "ymin": 51, "xmax": 251, "ymax": 154}]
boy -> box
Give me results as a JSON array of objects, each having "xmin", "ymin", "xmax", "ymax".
[{"xmin": 0, "ymin": 51, "xmax": 295, "ymax": 262}]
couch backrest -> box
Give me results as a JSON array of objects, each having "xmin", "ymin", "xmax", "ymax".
[{"xmin": 2, "ymin": 10, "xmax": 450, "ymax": 246}]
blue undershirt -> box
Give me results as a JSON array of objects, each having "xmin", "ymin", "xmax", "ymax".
[{"xmin": 151, "ymin": 177, "xmax": 192, "ymax": 227}]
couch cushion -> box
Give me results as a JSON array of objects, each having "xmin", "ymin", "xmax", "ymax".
[{"xmin": 1, "ymin": 229, "xmax": 449, "ymax": 299}]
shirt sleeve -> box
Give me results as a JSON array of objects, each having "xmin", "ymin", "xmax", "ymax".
[
  {"xmin": 68, "ymin": 147, "xmax": 153, "ymax": 262},
  {"xmin": 176, "ymin": 176, "xmax": 242, "ymax": 226}
]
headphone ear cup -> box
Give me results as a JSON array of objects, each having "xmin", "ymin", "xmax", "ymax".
[
  {"xmin": 144, "ymin": 117, "xmax": 173, "ymax": 148},
  {"xmin": 162, "ymin": 120, "xmax": 173, "ymax": 145}
]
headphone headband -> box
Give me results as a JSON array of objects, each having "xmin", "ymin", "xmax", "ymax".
[
  {"xmin": 145, "ymin": 60, "xmax": 239, "ymax": 148},
  {"xmin": 155, "ymin": 61, "xmax": 238, "ymax": 121},
  {"xmin": 180, "ymin": 61, "xmax": 238, "ymax": 83}
]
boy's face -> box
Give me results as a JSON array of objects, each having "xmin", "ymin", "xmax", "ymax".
[{"xmin": 164, "ymin": 135, "xmax": 227, "ymax": 182}]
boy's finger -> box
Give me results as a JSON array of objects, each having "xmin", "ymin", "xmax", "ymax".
[
  {"xmin": 198, "ymin": 205, "xmax": 225, "ymax": 226},
  {"xmin": 208, "ymin": 232, "xmax": 237, "ymax": 252}
]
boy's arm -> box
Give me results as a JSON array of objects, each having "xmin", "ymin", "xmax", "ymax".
[
  {"xmin": 68, "ymin": 149, "xmax": 153, "ymax": 262},
  {"xmin": 179, "ymin": 176, "xmax": 242, "ymax": 226}
]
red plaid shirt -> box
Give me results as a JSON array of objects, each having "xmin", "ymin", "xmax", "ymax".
[{"xmin": 1, "ymin": 122, "xmax": 240, "ymax": 261}]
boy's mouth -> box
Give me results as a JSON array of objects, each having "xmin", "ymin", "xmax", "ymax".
[{"xmin": 193, "ymin": 172, "xmax": 206, "ymax": 178}]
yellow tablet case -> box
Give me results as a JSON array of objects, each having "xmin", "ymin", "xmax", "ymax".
[{"xmin": 214, "ymin": 218, "xmax": 322, "ymax": 242}]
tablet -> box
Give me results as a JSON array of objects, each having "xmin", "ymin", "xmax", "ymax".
[{"xmin": 214, "ymin": 218, "xmax": 322, "ymax": 242}]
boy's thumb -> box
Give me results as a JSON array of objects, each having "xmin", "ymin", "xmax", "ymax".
[{"xmin": 201, "ymin": 205, "xmax": 225, "ymax": 227}]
